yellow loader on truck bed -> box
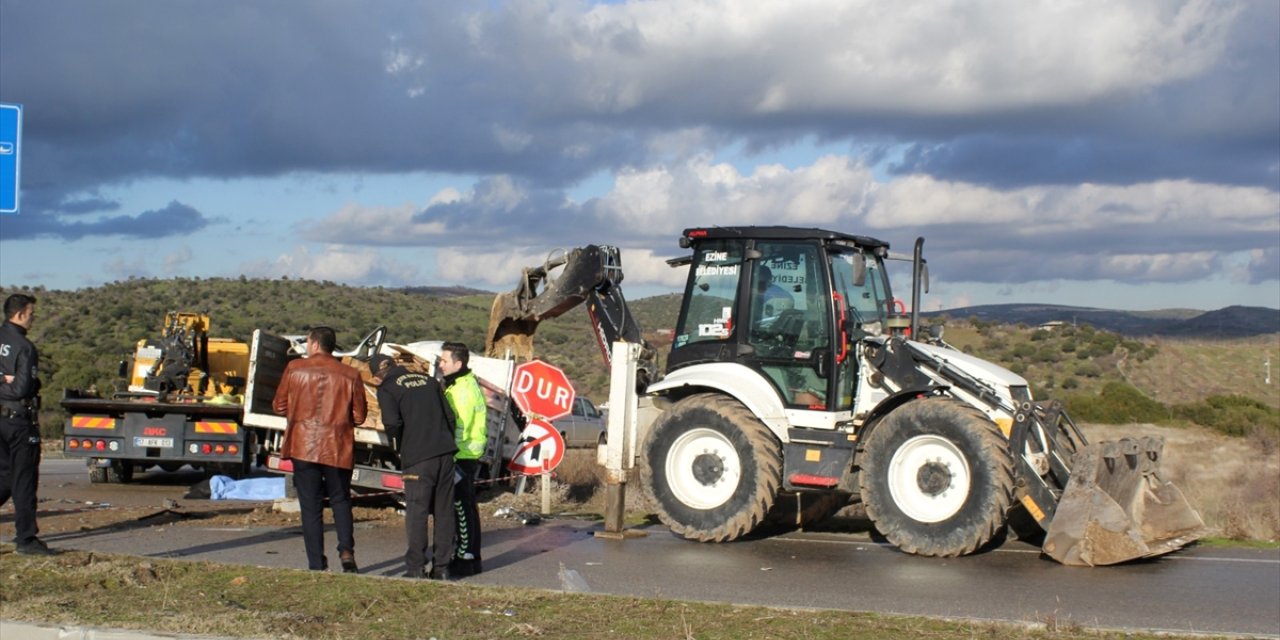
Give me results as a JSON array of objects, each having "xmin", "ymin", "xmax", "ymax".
[
  {"xmin": 61, "ymin": 312, "xmax": 258, "ymax": 483},
  {"xmin": 486, "ymin": 227, "xmax": 1206, "ymax": 566}
]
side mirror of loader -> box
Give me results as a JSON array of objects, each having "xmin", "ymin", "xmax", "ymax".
[{"xmin": 852, "ymin": 254, "xmax": 866, "ymax": 287}]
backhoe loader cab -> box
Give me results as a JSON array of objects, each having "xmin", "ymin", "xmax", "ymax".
[
  {"xmin": 487, "ymin": 226, "xmax": 1206, "ymax": 566},
  {"xmin": 668, "ymin": 227, "xmax": 898, "ymax": 414}
]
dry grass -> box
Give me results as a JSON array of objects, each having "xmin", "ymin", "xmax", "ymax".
[
  {"xmin": 1083, "ymin": 423, "xmax": 1280, "ymax": 542},
  {"xmin": 499, "ymin": 450, "xmax": 658, "ymax": 524},
  {"xmin": 1121, "ymin": 335, "xmax": 1280, "ymax": 409}
]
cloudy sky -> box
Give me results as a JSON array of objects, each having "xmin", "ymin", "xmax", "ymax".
[{"xmin": 1, "ymin": 0, "xmax": 1277, "ymax": 311}]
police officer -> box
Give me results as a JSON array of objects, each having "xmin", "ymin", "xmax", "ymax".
[
  {"xmin": 369, "ymin": 354, "xmax": 457, "ymax": 580},
  {"xmin": 0, "ymin": 293, "xmax": 53, "ymax": 555},
  {"xmin": 437, "ymin": 341, "xmax": 485, "ymax": 576}
]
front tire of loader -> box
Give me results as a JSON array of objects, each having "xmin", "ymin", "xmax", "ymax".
[
  {"xmin": 641, "ymin": 393, "xmax": 781, "ymax": 542},
  {"xmin": 859, "ymin": 397, "xmax": 1014, "ymax": 557}
]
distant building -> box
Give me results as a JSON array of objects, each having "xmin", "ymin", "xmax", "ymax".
[{"xmin": 1037, "ymin": 321, "xmax": 1068, "ymax": 331}]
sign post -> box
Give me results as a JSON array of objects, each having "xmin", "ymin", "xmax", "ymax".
[
  {"xmin": 508, "ymin": 359, "xmax": 575, "ymax": 514},
  {"xmin": 506, "ymin": 418, "xmax": 566, "ymax": 514},
  {"xmin": 0, "ymin": 103, "xmax": 21, "ymax": 215}
]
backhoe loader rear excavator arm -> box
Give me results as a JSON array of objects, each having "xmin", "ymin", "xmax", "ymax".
[{"xmin": 485, "ymin": 245, "xmax": 657, "ymax": 387}]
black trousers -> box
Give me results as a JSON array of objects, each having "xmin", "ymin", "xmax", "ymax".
[
  {"xmin": 453, "ymin": 458, "xmax": 482, "ymax": 569},
  {"xmin": 291, "ymin": 460, "xmax": 354, "ymax": 571},
  {"xmin": 0, "ymin": 416, "xmax": 41, "ymax": 544},
  {"xmin": 403, "ymin": 454, "xmax": 456, "ymax": 575}
]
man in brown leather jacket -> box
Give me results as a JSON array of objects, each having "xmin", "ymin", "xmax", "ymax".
[{"xmin": 273, "ymin": 326, "xmax": 367, "ymax": 572}]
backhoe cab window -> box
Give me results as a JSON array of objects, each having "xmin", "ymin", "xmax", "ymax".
[
  {"xmin": 674, "ymin": 241, "xmax": 743, "ymax": 348},
  {"xmin": 831, "ymin": 250, "xmax": 890, "ymax": 334},
  {"xmin": 746, "ymin": 243, "xmax": 831, "ymax": 407}
]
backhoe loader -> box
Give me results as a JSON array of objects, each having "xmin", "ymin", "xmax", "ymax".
[{"xmin": 486, "ymin": 227, "xmax": 1206, "ymax": 566}]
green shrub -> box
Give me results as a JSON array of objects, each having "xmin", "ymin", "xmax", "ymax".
[
  {"xmin": 1034, "ymin": 345, "xmax": 1060, "ymax": 363},
  {"xmin": 1065, "ymin": 381, "xmax": 1169, "ymax": 424},
  {"xmin": 1173, "ymin": 395, "xmax": 1280, "ymax": 437}
]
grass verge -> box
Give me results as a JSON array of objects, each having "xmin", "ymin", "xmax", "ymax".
[{"xmin": 0, "ymin": 549, "xmax": 1227, "ymax": 640}]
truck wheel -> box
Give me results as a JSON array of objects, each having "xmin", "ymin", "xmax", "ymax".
[
  {"xmin": 859, "ymin": 397, "xmax": 1013, "ymax": 557},
  {"xmin": 88, "ymin": 466, "xmax": 108, "ymax": 484},
  {"xmin": 641, "ymin": 393, "xmax": 781, "ymax": 542},
  {"xmin": 107, "ymin": 461, "xmax": 134, "ymax": 483}
]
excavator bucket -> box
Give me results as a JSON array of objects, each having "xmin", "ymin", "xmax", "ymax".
[
  {"xmin": 485, "ymin": 246, "xmax": 610, "ymax": 362},
  {"xmin": 487, "ymin": 291, "xmax": 539, "ymax": 362},
  {"xmin": 1042, "ymin": 436, "xmax": 1207, "ymax": 566}
]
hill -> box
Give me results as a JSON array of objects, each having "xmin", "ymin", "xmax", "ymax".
[
  {"xmin": 7, "ymin": 279, "xmax": 1278, "ymax": 438},
  {"xmin": 927, "ymin": 303, "xmax": 1279, "ymax": 338}
]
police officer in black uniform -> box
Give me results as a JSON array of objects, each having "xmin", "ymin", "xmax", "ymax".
[
  {"xmin": 0, "ymin": 293, "xmax": 54, "ymax": 555},
  {"xmin": 369, "ymin": 354, "xmax": 458, "ymax": 580}
]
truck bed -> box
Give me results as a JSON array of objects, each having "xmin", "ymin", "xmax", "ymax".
[{"xmin": 62, "ymin": 393, "xmax": 242, "ymax": 418}]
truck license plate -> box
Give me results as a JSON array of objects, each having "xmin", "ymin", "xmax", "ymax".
[{"xmin": 134, "ymin": 437, "xmax": 173, "ymax": 448}]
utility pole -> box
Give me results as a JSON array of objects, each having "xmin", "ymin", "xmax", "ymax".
[{"xmin": 1266, "ymin": 356, "xmax": 1272, "ymax": 385}]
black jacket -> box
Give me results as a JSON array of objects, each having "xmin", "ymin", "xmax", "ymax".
[
  {"xmin": 0, "ymin": 320, "xmax": 40, "ymax": 408},
  {"xmin": 375, "ymin": 365, "xmax": 458, "ymax": 468}
]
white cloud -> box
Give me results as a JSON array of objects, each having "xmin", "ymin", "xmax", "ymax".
[
  {"xmin": 303, "ymin": 201, "xmax": 449, "ymax": 245},
  {"xmin": 240, "ymin": 245, "xmax": 420, "ymax": 285},
  {"xmin": 307, "ymin": 151, "xmax": 1277, "ymax": 290},
  {"xmin": 867, "ymin": 175, "xmax": 1279, "ymax": 233},
  {"xmin": 488, "ymin": 0, "xmax": 1240, "ymax": 115},
  {"xmin": 163, "ymin": 246, "xmax": 193, "ymax": 273},
  {"xmin": 101, "ymin": 254, "xmax": 150, "ymax": 280},
  {"xmin": 592, "ymin": 154, "xmax": 877, "ymax": 233}
]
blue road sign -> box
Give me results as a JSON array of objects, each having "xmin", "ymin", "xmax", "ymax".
[{"xmin": 1, "ymin": 103, "xmax": 22, "ymax": 214}]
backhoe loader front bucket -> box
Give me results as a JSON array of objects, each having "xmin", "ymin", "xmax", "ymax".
[{"xmin": 1042, "ymin": 436, "xmax": 1207, "ymax": 566}]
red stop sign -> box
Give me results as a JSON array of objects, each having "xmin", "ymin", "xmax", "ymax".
[{"xmin": 511, "ymin": 359, "xmax": 576, "ymax": 421}]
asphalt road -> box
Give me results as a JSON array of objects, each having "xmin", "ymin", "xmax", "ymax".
[{"xmin": 6, "ymin": 458, "xmax": 1279, "ymax": 638}]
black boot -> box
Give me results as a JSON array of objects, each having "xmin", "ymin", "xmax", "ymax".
[{"xmin": 16, "ymin": 538, "xmax": 55, "ymax": 556}]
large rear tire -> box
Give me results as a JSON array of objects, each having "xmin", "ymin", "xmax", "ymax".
[
  {"xmin": 641, "ymin": 393, "xmax": 781, "ymax": 542},
  {"xmin": 859, "ymin": 397, "xmax": 1014, "ymax": 557}
]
